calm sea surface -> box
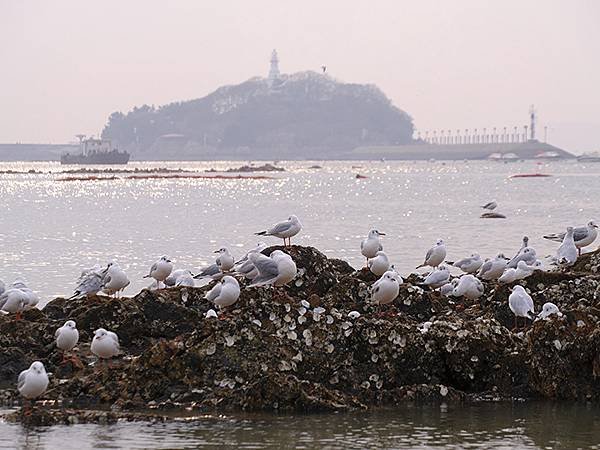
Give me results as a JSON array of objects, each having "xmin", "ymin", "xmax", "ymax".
[
  {"xmin": 1, "ymin": 160, "xmax": 600, "ymax": 448},
  {"xmin": 0, "ymin": 403, "xmax": 599, "ymax": 449},
  {"xmin": 0, "ymin": 160, "xmax": 598, "ymax": 303}
]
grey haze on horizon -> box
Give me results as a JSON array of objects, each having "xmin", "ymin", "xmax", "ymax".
[{"xmin": 1, "ymin": 0, "xmax": 599, "ymax": 153}]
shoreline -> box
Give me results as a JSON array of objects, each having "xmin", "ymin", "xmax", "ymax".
[{"xmin": 1, "ymin": 245, "xmax": 599, "ymax": 426}]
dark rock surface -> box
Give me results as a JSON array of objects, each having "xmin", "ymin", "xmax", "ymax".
[{"xmin": 1, "ymin": 245, "xmax": 599, "ymax": 425}]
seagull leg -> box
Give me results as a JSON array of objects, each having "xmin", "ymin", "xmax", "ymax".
[{"xmin": 15, "ymin": 311, "xmax": 22, "ymax": 321}]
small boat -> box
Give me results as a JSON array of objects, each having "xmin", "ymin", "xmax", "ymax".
[
  {"xmin": 509, "ymin": 173, "xmax": 552, "ymax": 178},
  {"xmin": 480, "ymin": 212, "xmax": 507, "ymax": 219},
  {"xmin": 355, "ymin": 174, "xmax": 368, "ymax": 179}
]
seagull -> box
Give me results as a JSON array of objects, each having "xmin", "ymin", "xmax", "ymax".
[
  {"xmin": 91, "ymin": 328, "xmax": 120, "ymax": 361},
  {"xmin": 214, "ymin": 247, "xmax": 235, "ymax": 272},
  {"xmin": 452, "ymin": 253, "xmax": 483, "ymax": 274},
  {"xmin": 499, "ymin": 260, "xmax": 537, "ymax": 284},
  {"xmin": 536, "ymin": 302, "xmax": 563, "ymax": 320},
  {"xmin": 255, "ymin": 215, "xmax": 302, "ymax": 247},
  {"xmin": 18, "ymin": 361, "xmax": 49, "ymax": 409},
  {"xmin": 370, "ymin": 270, "xmax": 401, "ymax": 305},
  {"xmin": 507, "ymin": 236, "xmax": 532, "ymax": 268},
  {"xmin": 440, "ymin": 278, "xmax": 459, "ymax": 297},
  {"xmin": 0, "ymin": 288, "xmax": 29, "ymax": 320},
  {"xmin": 101, "ymin": 263, "xmax": 130, "ymax": 297},
  {"xmin": 543, "ymin": 220, "xmax": 598, "ymax": 255},
  {"xmin": 9, "ymin": 279, "xmax": 39, "ymax": 309},
  {"xmin": 477, "ymin": 254, "xmax": 509, "ymax": 280},
  {"xmin": 232, "ymin": 243, "xmax": 267, "ymax": 280},
  {"xmin": 144, "ymin": 256, "xmax": 173, "ymax": 289},
  {"xmin": 70, "ymin": 264, "xmax": 106, "ymax": 299},
  {"xmin": 419, "ymin": 265, "xmax": 450, "ymax": 289},
  {"xmin": 508, "ymin": 285, "xmax": 535, "ymax": 330},
  {"xmin": 194, "ymin": 248, "xmax": 235, "ymax": 281},
  {"xmin": 416, "ymin": 239, "xmax": 446, "ymax": 269},
  {"xmin": 507, "ymin": 247, "xmax": 537, "ymax": 269},
  {"xmin": 361, "ymin": 230, "xmax": 385, "ymax": 264},
  {"xmin": 481, "ymin": 201, "xmax": 498, "ymax": 211},
  {"xmin": 55, "ymin": 320, "xmax": 79, "ymax": 363},
  {"xmin": 368, "ymin": 250, "xmax": 391, "ymax": 276},
  {"xmin": 556, "ymin": 227, "xmax": 579, "ymax": 267},
  {"xmin": 452, "ymin": 274, "xmax": 484, "ymax": 300},
  {"xmin": 248, "ymin": 250, "xmax": 297, "ymax": 287},
  {"xmin": 174, "ymin": 270, "xmax": 195, "ymax": 287},
  {"xmin": 165, "ymin": 269, "xmax": 190, "ymax": 287},
  {"xmin": 205, "ymin": 275, "xmax": 240, "ymax": 309}
]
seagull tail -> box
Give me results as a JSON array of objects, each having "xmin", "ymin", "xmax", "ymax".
[
  {"xmin": 542, "ymin": 234, "xmax": 560, "ymax": 242},
  {"xmin": 68, "ymin": 292, "xmax": 79, "ymax": 300},
  {"xmin": 142, "ymin": 275, "xmax": 151, "ymax": 279},
  {"xmin": 415, "ymin": 263, "xmax": 426, "ymax": 269},
  {"xmin": 254, "ymin": 231, "xmax": 268, "ymax": 236}
]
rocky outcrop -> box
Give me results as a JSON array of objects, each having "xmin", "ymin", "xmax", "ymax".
[{"xmin": 1, "ymin": 246, "xmax": 599, "ymax": 422}]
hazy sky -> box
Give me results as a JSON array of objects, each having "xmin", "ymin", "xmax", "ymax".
[{"xmin": 1, "ymin": 0, "xmax": 599, "ymax": 152}]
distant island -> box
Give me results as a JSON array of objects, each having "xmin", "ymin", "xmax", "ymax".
[{"xmin": 101, "ymin": 67, "xmax": 414, "ymax": 160}]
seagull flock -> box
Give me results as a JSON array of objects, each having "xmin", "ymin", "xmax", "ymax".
[{"xmin": 3, "ymin": 212, "xmax": 598, "ymax": 407}]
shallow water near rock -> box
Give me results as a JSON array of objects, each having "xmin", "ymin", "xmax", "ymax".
[{"xmin": 1, "ymin": 402, "xmax": 599, "ymax": 449}]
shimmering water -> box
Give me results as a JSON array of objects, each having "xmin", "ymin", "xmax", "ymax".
[
  {"xmin": 1, "ymin": 160, "xmax": 599, "ymax": 304},
  {"xmin": 0, "ymin": 403, "xmax": 599, "ymax": 449}
]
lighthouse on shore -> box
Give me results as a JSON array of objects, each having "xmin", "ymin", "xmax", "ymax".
[{"xmin": 268, "ymin": 49, "xmax": 280, "ymax": 84}]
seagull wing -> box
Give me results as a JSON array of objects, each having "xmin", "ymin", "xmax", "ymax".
[
  {"xmin": 268, "ymin": 220, "xmax": 293, "ymax": 235},
  {"xmin": 205, "ymin": 282, "xmax": 222, "ymax": 302},
  {"xmin": 249, "ymin": 257, "xmax": 280, "ymax": 286},
  {"xmin": 17, "ymin": 369, "xmax": 28, "ymax": 391}
]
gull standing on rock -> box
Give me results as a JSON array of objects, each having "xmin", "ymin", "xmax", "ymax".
[
  {"xmin": 507, "ymin": 237, "xmax": 532, "ymax": 268},
  {"xmin": 368, "ymin": 250, "xmax": 390, "ymax": 276},
  {"xmin": 361, "ymin": 229, "xmax": 385, "ymax": 264},
  {"xmin": 55, "ymin": 320, "xmax": 79, "ymax": 362},
  {"xmin": 255, "ymin": 215, "xmax": 302, "ymax": 247},
  {"xmin": 249, "ymin": 250, "xmax": 297, "ymax": 287},
  {"xmin": 419, "ymin": 265, "xmax": 450, "ymax": 289},
  {"xmin": 101, "ymin": 263, "xmax": 130, "ymax": 297},
  {"xmin": 544, "ymin": 220, "xmax": 598, "ymax": 256},
  {"xmin": 232, "ymin": 243, "xmax": 267, "ymax": 280},
  {"xmin": 499, "ymin": 260, "xmax": 537, "ymax": 284},
  {"xmin": 416, "ymin": 239, "xmax": 446, "ymax": 269},
  {"xmin": 70, "ymin": 264, "xmax": 106, "ymax": 299},
  {"xmin": 205, "ymin": 275, "xmax": 241, "ymax": 310},
  {"xmin": 174, "ymin": 270, "xmax": 195, "ymax": 287},
  {"xmin": 0, "ymin": 287, "xmax": 29, "ymax": 320},
  {"xmin": 18, "ymin": 361, "xmax": 49, "ymax": 408},
  {"xmin": 165, "ymin": 269, "xmax": 189, "ymax": 287},
  {"xmin": 537, "ymin": 302, "xmax": 563, "ymax": 320},
  {"xmin": 507, "ymin": 247, "xmax": 537, "ymax": 269},
  {"xmin": 440, "ymin": 279, "xmax": 459, "ymax": 297},
  {"xmin": 194, "ymin": 248, "xmax": 234, "ymax": 281},
  {"xmin": 508, "ymin": 285, "xmax": 535, "ymax": 329},
  {"xmin": 452, "ymin": 253, "xmax": 483, "ymax": 274},
  {"xmin": 371, "ymin": 270, "xmax": 401, "ymax": 305},
  {"xmin": 556, "ymin": 227, "xmax": 578, "ymax": 267},
  {"xmin": 91, "ymin": 328, "xmax": 120, "ymax": 361},
  {"xmin": 477, "ymin": 254, "xmax": 509, "ymax": 280},
  {"xmin": 452, "ymin": 274, "xmax": 484, "ymax": 300},
  {"xmin": 144, "ymin": 256, "xmax": 173, "ymax": 289}
]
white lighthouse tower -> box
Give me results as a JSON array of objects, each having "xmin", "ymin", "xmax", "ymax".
[{"xmin": 268, "ymin": 49, "xmax": 280, "ymax": 84}]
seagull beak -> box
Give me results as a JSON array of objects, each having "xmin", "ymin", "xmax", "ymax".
[{"xmin": 379, "ymin": 232, "xmax": 386, "ymax": 236}]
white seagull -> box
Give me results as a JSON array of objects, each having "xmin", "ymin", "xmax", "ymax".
[
  {"xmin": 18, "ymin": 361, "xmax": 49, "ymax": 407},
  {"xmin": 101, "ymin": 263, "xmax": 130, "ymax": 297},
  {"xmin": 248, "ymin": 250, "xmax": 297, "ymax": 287},
  {"xmin": 536, "ymin": 302, "xmax": 563, "ymax": 320},
  {"xmin": 361, "ymin": 229, "xmax": 385, "ymax": 263},
  {"xmin": 55, "ymin": 320, "xmax": 79, "ymax": 362},
  {"xmin": 368, "ymin": 250, "xmax": 391, "ymax": 276},
  {"xmin": 205, "ymin": 275, "xmax": 241, "ymax": 309},
  {"xmin": 144, "ymin": 256, "xmax": 173, "ymax": 289},
  {"xmin": 91, "ymin": 328, "xmax": 120, "ymax": 361},
  {"xmin": 452, "ymin": 274, "xmax": 484, "ymax": 300},
  {"xmin": 556, "ymin": 227, "xmax": 578, "ymax": 267},
  {"xmin": 544, "ymin": 220, "xmax": 598, "ymax": 255},
  {"xmin": 416, "ymin": 239, "xmax": 446, "ymax": 269},
  {"xmin": 255, "ymin": 215, "xmax": 302, "ymax": 247},
  {"xmin": 452, "ymin": 253, "xmax": 483, "ymax": 274},
  {"xmin": 371, "ymin": 270, "xmax": 401, "ymax": 305},
  {"xmin": 477, "ymin": 254, "xmax": 509, "ymax": 280},
  {"xmin": 508, "ymin": 285, "xmax": 535, "ymax": 329},
  {"xmin": 70, "ymin": 264, "xmax": 106, "ymax": 299},
  {"xmin": 420, "ymin": 265, "xmax": 450, "ymax": 289}
]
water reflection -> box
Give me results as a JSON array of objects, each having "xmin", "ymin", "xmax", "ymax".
[{"xmin": 1, "ymin": 402, "xmax": 599, "ymax": 449}]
